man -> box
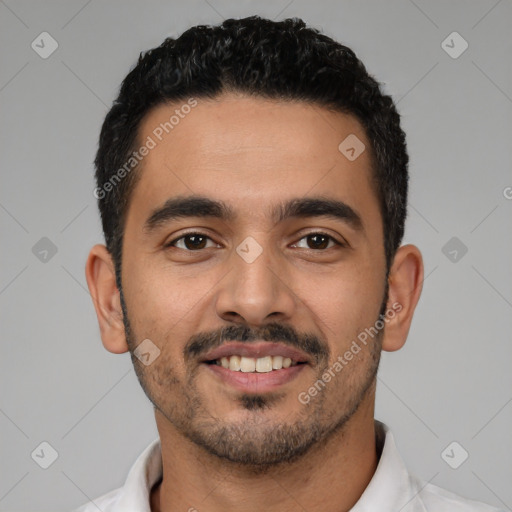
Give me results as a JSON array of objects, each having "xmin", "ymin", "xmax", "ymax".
[{"xmin": 77, "ymin": 15, "xmax": 501, "ymax": 512}]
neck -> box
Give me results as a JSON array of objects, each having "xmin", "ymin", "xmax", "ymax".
[{"xmin": 151, "ymin": 394, "xmax": 378, "ymax": 512}]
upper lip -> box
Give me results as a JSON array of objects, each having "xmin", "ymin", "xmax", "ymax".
[{"xmin": 201, "ymin": 342, "xmax": 312, "ymax": 364}]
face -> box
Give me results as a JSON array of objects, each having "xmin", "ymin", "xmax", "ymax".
[{"xmin": 119, "ymin": 93, "xmax": 388, "ymax": 468}]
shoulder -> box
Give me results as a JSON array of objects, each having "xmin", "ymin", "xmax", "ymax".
[
  {"xmin": 70, "ymin": 486, "xmax": 121, "ymax": 512},
  {"xmin": 409, "ymin": 474, "xmax": 505, "ymax": 512}
]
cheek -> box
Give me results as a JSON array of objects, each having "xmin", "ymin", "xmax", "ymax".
[
  {"xmin": 124, "ymin": 261, "xmax": 202, "ymax": 326},
  {"xmin": 289, "ymin": 264, "xmax": 384, "ymax": 358},
  {"xmin": 122, "ymin": 264, "xmax": 220, "ymax": 373}
]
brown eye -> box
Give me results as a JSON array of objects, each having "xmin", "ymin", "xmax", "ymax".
[
  {"xmin": 167, "ymin": 233, "xmax": 215, "ymax": 251},
  {"xmin": 306, "ymin": 234, "xmax": 330, "ymax": 250},
  {"xmin": 292, "ymin": 232, "xmax": 342, "ymax": 250}
]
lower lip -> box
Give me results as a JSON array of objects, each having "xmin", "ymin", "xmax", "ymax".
[{"xmin": 205, "ymin": 363, "xmax": 307, "ymax": 393}]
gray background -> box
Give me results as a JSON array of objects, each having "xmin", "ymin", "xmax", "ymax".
[{"xmin": 1, "ymin": 0, "xmax": 511, "ymax": 510}]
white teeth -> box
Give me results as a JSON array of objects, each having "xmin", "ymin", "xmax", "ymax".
[
  {"xmin": 272, "ymin": 355, "xmax": 283, "ymax": 369},
  {"xmin": 240, "ymin": 356, "xmax": 256, "ymax": 372},
  {"xmin": 256, "ymin": 356, "xmax": 272, "ymax": 373},
  {"xmin": 214, "ymin": 355, "xmax": 300, "ymax": 372},
  {"xmin": 229, "ymin": 355, "xmax": 241, "ymax": 371}
]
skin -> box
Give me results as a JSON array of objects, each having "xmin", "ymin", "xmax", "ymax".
[{"xmin": 85, "ymin": 92, "xmax": 423, "ymax": 512}]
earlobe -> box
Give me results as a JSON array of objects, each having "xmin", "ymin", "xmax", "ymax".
[
  {"xmin": 85, "ymin": 244, "xmax": 129, "ymax": 354},
  {"xmin": 381, "ymin": 244, "xmax": 424, "ymax": 353}
]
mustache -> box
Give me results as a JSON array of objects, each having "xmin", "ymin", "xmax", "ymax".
[{"xmin": 184, "ymin": 322, "xmax": 329, "ymax": 363}]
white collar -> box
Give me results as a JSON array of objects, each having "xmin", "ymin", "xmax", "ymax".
[{"xmin": 75, "ymin": 420, "xmax": 500, "ymax": 511}]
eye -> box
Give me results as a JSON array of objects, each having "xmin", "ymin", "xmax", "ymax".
[
  {"xmin": 292, "ymin": 232, "xmax": 344, "ymax": 250},
  {"xmin": 165, "ymin": 232, "xmax": 218, "ymax": 251},
  {"xmin": 165, "ymin": 231, "xmax": 344, "ymax": 252}
]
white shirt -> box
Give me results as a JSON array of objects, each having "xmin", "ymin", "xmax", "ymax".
[{"xmin": 72, "ymin": 420, "xmax": 503, "ymax": 512}]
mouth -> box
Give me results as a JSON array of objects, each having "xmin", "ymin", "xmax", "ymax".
[
  {"xmin": 205, "ymin": 355, "xmax": 304, "ymax": 372},
  {"xmin": 201, "ymin": 342, "xmax": 310, "ymax": 393}
]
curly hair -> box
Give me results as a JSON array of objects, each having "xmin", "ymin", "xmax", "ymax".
[{"xmin": 94, "ymin": 15, "xmax": 409, "ymax": 290}]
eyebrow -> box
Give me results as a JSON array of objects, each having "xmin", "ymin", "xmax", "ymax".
[{"xmin": 142, "ymin": 195, "xmax": 364, "ymax": 234}]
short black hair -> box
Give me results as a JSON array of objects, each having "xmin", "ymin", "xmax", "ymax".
[{"xmin": 94, "ymin": 15, "xmax": 409, "ymax": 290}]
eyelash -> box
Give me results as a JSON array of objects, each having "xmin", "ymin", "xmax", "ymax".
[{"xmin": 165, "ymin": 231, "xmax": 345, "ymax": 251}]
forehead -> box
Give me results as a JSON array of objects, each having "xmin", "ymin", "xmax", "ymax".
[{"xmin": 126, "ymin": 93, "xmax": 380, "ymax": 233}]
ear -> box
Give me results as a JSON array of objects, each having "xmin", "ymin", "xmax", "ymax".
[
  {"xmin": 85, "ymin": 244, "xmax": 129, "ymax": 354},
  {"xmin": 381, "ymin": 244, "xmax": 424, "ymax": 352}
]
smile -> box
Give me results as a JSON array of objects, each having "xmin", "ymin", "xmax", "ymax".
[{"xmin": 210, "ymin": 355, "xmax": 303, "ymax": 372}]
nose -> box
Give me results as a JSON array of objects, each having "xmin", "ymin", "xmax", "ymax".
[{"xmin": 215, "ymin": 238, "xmax": 297, "ymax": 327}]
